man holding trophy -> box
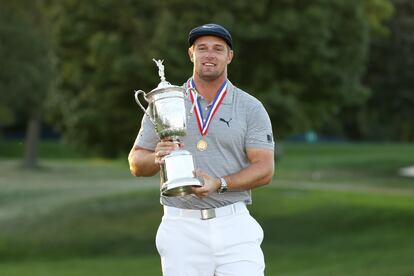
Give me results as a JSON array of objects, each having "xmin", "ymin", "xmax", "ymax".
[{"xmin": 129, "ymin": 23, "xmax": 275, "ymax": 276}]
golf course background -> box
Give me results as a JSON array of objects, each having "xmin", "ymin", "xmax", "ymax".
[{"xmin": 1, "ymin": 141, "xmax": 413, "ymax": 275}]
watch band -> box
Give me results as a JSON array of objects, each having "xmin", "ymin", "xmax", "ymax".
[{"xmin": 218, "ymin": 177, "xmax": 228, "ymax": 194}]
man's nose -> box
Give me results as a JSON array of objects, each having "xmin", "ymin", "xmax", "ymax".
[{"xmin": 205, "ymin": 49, "xmax": 216, "ymax": 58}]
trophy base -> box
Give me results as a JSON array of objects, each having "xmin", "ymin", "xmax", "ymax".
[{"xmin": 161, "ymin": 177, "xmax": 202, "ymax": 197}]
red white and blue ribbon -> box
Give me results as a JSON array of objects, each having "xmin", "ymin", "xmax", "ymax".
[{"xmin": 188, "ymin": 79, "xmax": 227, "ymax": 136}]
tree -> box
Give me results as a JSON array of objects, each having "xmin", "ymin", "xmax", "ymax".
[
  {"xmin": 45, "ymin": 0, "xmax": 194, "ymax": 157},
  {"xmin": 228, "ymin": 0, "xmax": 373, "ymax": 137},
  {"xmin": 0, "ymin": 0, "xmax": 52, "ymax": 168},
  {"xmin": 46, "ymin": 0, "xmax": 382, "ymax": 156},
  {"xmin": 335, "ymin": 0, "xmax": 394, "ymax": 140},
  {"xmin": 364, "ymin": 0, "xmax": 414, "ymax": 141}
]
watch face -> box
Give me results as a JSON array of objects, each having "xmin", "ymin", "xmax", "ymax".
[{"xmin": 219, "ymin": 178, "xmax": 228, "ymax": 193}]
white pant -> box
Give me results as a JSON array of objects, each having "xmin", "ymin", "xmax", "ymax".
[{"xmin": 156, "ymin": 202, "xmax": 265, "ymax": 276}]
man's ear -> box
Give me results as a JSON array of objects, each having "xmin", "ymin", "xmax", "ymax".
[
  {"xmin": 227, "ymin": 50, "xmax": 234, "ymax": 64},
  {"xmin": 188, "ymin": 47, "xmax": 194, "ymax": 62}
]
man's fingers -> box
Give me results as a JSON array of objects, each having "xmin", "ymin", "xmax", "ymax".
[
  {"xmin": 156, "ymin": 150, "xmax": 169, "ymax": 158},
  {"xmin": 192, "ymin": 186, "xmax": 209, "ymax": 198},
  {"xmin": 154, "ymin": 141, "xmax": 179, "ymax": 162},
  {"xmin": 195, "ymin": 169, "xmax": 208, "ymax": 179}
]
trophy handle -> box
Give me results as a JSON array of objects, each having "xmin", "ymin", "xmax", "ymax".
[
  {"xmin": 185, "ymin": 87, "xmax": 197, "ymax": 115},
  {"xmin": 134, "ymin": 90, "xmax": 156, "ymax": 126}
]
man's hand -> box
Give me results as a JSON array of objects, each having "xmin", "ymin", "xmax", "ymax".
[
  {"xmin": 192, "ymin": 170, "xmax": 221, "ymax": 198},
  {"xmin": 154, "ymin": 140, "xmax": 181, "ymax": 165}
]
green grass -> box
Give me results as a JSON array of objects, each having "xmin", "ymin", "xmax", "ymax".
[
  {"xmin": 0, "ymin": 140, "xmax": 87, "ymax": 159},
  {"xmin": 0, "ymin": 256, "xmax": 161, "ymax": 276},
  {"xmin": 276, "ymin": 142, "xmax": 414, "ymax": 188},
  {"xmin": 1, "ymin": 142, "xmax": 414, "ymax": 275},
  {"xmin": 252, "ymin": 188, "xmax": 414, "ymax": 275}
]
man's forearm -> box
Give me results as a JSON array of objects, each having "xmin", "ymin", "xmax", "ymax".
[
  {"xmin": 224, "ymin": 161, "xmax": 274, "ymax": 191},
  {"xmin": 224, "ymin": 150, "xmax": 274, "ymax": 191},
  {"xmin": 128, "ymin": 147, "xmax": 160, "ymax": 177}
]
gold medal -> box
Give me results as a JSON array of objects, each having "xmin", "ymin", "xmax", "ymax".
[{"xmin": 197, "ymin": 139, "xmax": 208, "ymax": 151}]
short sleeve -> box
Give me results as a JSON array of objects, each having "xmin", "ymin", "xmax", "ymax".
[
  {"xmin": 134, "ymin": 112, "xmax": 159, "ymax": 151},
  {"xmin": 245, "ymin": 102, "xmax": 275, "ymax": 150}
]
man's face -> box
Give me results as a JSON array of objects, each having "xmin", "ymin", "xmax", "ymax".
[{"xmin": 188, "ymin": 36, "xmax": 233, "ymax": 81}]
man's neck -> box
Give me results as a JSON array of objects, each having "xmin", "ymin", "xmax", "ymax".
[{"xmin": 193, "ymin": 75, "xmax": 227, "ymax": 103}]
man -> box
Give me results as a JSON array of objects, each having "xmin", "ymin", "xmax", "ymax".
[{"xmin": 128, "ymin": 23, "xmax": 275, "ymax": 276}]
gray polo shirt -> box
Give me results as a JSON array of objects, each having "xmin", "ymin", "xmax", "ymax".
[{"xmin": 135, "ymin": 79, "xmax": 274, "ymax": 209}]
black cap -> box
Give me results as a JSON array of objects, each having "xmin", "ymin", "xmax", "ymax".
[{"xmin": 188, "ymin": 23, "xmax": 233, "ymax": 49}]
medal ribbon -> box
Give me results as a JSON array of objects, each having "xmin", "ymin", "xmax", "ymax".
[{"xmin": 188, "ymin": 79, "xmax": 227, "ymax": 136}]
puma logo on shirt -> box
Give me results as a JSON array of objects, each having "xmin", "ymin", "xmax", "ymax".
[{"xmin": 219, "ymin": 118, "xmax": 232, "ymax": 127}]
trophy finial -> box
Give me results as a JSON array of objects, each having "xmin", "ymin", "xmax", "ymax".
[{"xmin": 153, "ymin": 58, "xmax": 166, "ymax": 83}]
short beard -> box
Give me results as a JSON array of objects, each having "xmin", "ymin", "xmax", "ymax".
[{"xmin": 197, "ymin": 69, "xmax": 224, "ymax": 82}]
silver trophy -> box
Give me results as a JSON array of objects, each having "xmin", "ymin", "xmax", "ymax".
[{"xmin": 134, "ymin": 59, "xmax": 202, "ymax": 197}]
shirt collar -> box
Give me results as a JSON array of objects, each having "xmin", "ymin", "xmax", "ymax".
[{"xmin": 184, "ymin": 78, "xmax": 235, "ymax": 106}]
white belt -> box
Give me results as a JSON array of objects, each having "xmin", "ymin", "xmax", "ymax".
[{"xmin": 163, "ymin": 201, "xmax": 248, "ymax": 220}]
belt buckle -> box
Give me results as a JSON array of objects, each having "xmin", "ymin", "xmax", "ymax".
[{"xmin": 201, "ymin": 209, "xmax": 216, "ymax": 220}]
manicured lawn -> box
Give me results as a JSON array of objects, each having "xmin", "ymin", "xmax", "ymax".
[
  {"xmin": 1, "ymin": 142, "xmax": 413, "ymax": 275},
  {"xmin": 0, "ymin": 256, "xmax": 161, "ymax": 276},
  {"xmin": 276, "ymin": 142, "xmax": 414, "ymax": 188}
]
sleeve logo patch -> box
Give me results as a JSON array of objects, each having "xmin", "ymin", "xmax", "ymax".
[{"xmin": 267, "ymin": 134, "xmax": 273, "ymax": 143}]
